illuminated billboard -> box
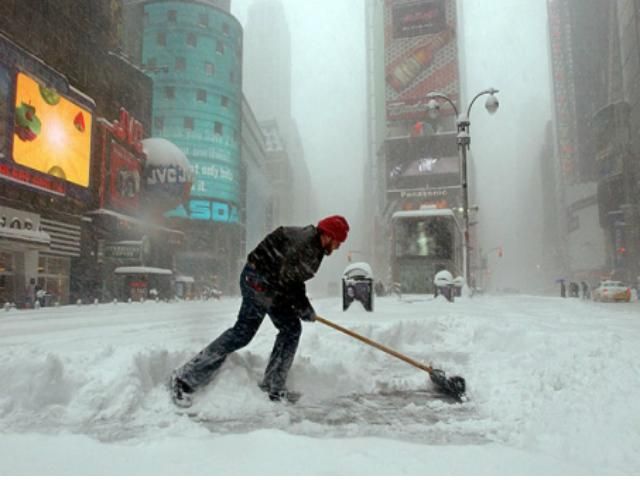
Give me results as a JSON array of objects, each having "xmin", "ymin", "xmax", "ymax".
[
  {"xmin": 384, "ymin": 0, "xmax": 460, "ymax": 121},
  {"xmin": 13, "ymin": 72, "xmax": 92, "ymax": 187}
]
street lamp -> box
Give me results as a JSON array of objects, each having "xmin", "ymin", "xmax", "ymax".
[{"xmin": 425, "ymin": 88, "xmax": 500, "ymax": 291}]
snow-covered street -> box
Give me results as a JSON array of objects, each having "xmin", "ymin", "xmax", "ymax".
[{"xmin": 1, "ymin": 293, "xmax": 639, "ymax": 475}]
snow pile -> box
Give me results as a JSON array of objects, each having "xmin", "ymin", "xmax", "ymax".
[{"xmin": 1, "ymin": 295, "xmax": 639, "ymax": 474}]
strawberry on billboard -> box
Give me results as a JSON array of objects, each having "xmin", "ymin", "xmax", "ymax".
[{"xmin": 384, "ymin": 0, "xmax": 460, "ymax": 121}]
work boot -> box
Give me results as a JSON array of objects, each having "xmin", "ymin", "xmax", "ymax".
[
  {"xmin": 267, "ymin": 389, "xmax": 302, "ymax": 404},
  {"xmin": 170, "ymin": 374, "xmax": 194, "ymax": 408}
]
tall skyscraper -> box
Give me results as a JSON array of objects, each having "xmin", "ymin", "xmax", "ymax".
[{"xmin": 241, "ymin": 0, "xmax": 314, "ymax": 224}]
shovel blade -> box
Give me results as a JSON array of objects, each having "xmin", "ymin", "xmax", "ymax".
[{"xmin": 429, "ymin": 369, "xmax": 467, "ymax": 401}]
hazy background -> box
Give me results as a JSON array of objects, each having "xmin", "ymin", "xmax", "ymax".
[{"xmin": 231, "ymin": 0, "xmax": 552, "ymax": 293}]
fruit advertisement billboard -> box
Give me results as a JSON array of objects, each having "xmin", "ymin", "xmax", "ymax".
[
  {"xmin": 0, "ymin": 34, "xmax": 95, "ymax": 200},
  {"xmin": 12, "ymin": 72, "xmax": 93, "ymax": 188},
  {"xmin": 384, "ymin": 0, "xmax": 460, "ymax": 121}
]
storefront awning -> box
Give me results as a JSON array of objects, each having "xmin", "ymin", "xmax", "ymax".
[
  {"xmin": 0, "ymin": 226, "xmax": 51, "ymax": 250},
  {"xmin": 175, "ymin": 275, "xmax": 195, "ymax": 283},
  {"xmin": 113, "ymin": 266, "xmax": 173, "ymax": 276}
]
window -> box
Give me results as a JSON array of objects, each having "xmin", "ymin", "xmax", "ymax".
[
  {"xmin": 214, "ymin": 122, "xmax": 223, "ymax": 136},
  {"xmin": 220, "ymin": 95, "xmax": 229, "ymax": 108},
  {"xmin": 154, "ymin": 116, "xmax": 164, "ymax": 130},
  {"xmin": 165, "ymin": 86, "xmax": 175, "ymax": 99},
  {"xmin": 198, "ymin": 13, "xmax": 209, "ymax": 27},
  {"xmin": 184, "ymin": 117, "xmax": 194, "ymax": 130},
  {"xmin": 205, "ymin": 62, "xmax": 215, "ymax": 76},
  {"xmin": 187, "ymin": 33, "xmax": 197, "ymax": 47},
  {"xmin": 157, "ymin": 32, "xmax": 166, "ymax": 46},
  {"xmin": 223, "ymin": 23, "xmax": 230, "ymax": 36},
  {"xmin": 216, "ymin": 40, "xmax": 224, "ymax": 54},
  {"xmin": 197, "ymin": 89, "xmax": 207, "ymax": 102},
  {"xmin": 175, "ymin": 57, "xmax": 186, "ymax": 71},
  {"xmin": 167, "ymin": 10, "xmax": 177, "ymax": 23}
]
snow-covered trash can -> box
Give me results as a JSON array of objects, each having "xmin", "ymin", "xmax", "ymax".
[
  {"xmin": 434, "ymin": 269, "xmax": 454, "ymax": 302},
  {"xmin": 342, "ymin": 262, "xmax": 373, "ymax": 312}
]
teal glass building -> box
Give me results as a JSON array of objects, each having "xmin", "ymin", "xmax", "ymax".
[{"xmin": 141, "ymin": 0, "xmax": 242, "ymax": 224}]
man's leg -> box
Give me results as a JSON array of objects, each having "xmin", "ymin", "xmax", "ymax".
[
  {"xmin": 176, "ymin": 294, "xmax": 266, "ymax": 391},
  {"xmin": 261, "ymin": 306, "xmax": 302, "ymax": 394}
]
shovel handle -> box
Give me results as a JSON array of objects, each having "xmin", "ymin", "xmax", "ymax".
[{"xmin": 315, "ymin": 315, "xmax": 433, "ymax": 374}]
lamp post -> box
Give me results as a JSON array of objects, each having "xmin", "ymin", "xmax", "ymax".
[{"xmin": 425, "ymin": 88, "xmax": 500, "ymax": 290}]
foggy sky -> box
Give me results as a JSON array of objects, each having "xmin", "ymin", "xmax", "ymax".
[
  {"xmin": 460, "ymin": 0, "xmax": 552, "ymax": 291},
  {"xmin": 232, "ymin": 0, "xmax": 552, "ymax": 292}
]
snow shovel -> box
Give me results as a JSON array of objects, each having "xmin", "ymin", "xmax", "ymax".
[{"xmin": 315, "ymin": 315, "xmax": 467, "ymax": 401}]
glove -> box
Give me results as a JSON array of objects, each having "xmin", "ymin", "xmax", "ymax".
[{"xmin": 298, "ymin": 305, "xmax": 316, "ymax": 322}]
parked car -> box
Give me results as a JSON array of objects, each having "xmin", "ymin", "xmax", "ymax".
[{"xmin": 592, "ymin": 280, "xmax": 631, "ymax": 302}]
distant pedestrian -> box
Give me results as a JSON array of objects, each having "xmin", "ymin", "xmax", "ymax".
[
  {"xmin": 25, "ymin": 278, "xmax": 36, "ymax": 308},
  {"xmin": 569, "ymin": 282, "xmax": 580, "ymax": 298},
  {"xmin": 559, "ymin": 279, "xmax": 566, "ymax": 298},
  {"xmin": 581, "ymin": 281, "xmax": 590, "ymax": 300}
]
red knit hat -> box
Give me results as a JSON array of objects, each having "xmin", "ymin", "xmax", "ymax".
[{"xmin": 317, "ymin": 215, "xmax": 350, "ymax": 243}]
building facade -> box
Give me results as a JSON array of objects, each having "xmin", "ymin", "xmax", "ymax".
[
  {"xmin": 242, "ymin": 0, "xmax": 314, "ymax": 225},
  {"xmin": 546, "ymin": 0, "xmax": 636, "ymax": 286},
  {"xmin": 366, "ymin": 0, "xmax": 464, "ymax": 292},
  {"xmin": 0, "ymin": 1, "xmax": 186, "ymax": 305},
  {"xmin": 124, "ymin": 0, "xmax": 245, "ymax": 294}
]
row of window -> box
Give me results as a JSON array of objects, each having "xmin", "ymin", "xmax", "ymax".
[
  {"xmin": 162, "ymin": 87, "xmax": 231, "ymax": 107},
  {"xmin": 146, "ymin": 10, "xmax": 232, "ymax": 34},
  {"xmin": 153, "ymin": 116, "xmax": 239, "ymax": 141},
  {"xmin": 154, "ymin": 31, "xmax": 241, "ymax": 59},
  {"xmin": 146, "ymin": 57, "xmax": 238, "ymax": 83}
]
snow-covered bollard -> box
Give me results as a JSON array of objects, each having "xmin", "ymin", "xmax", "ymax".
[
  {"xmin": 128, "ymin": 298, "xmax": 132, "ymax": 304},
  {"xmin": 3, "ymin": 302, "xmax": 11, "ymax": 311},
  {"xmin": 139, "ymin": 297, "xmax": 145, "ymax": 304},
  {"xmin": 94, "ymin": 298, "xmax": 99, "ymax": 306},
  {"xmin": 34, "ymin": 301, "xmax": 41, "ymax": 310},
  {"xmin": 155, "ymin": 297, "xmax": 160, "ymax": 303},
  {"xmin": 112, "ymin": 298, "xmax": 118, "ymax": 305},
  {"xmin": 76, "ymin": 299, "xmax": 82, "ymax": 306},
  {"xmin": 54, "ymin": 301, "xmax": 60, "ymax": 307}
]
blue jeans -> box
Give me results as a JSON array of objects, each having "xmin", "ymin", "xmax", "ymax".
[{"xmin": 176, "ymin": 264, "xmax": 302, "ymax": 393}]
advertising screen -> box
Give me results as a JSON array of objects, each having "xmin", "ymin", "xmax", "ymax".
[
  {"xmin": 109, "ymin": 140, "xmax": 142, "ymax": 212},
  {"xmin": 384, "ymin": 0, "xmax": 460, "ymax": 121},
  {"xmin": 386, "ymin": 133, "xmax": 459, "ymax": 190},
  {"xmin": 12, "ymin": 72, "xmax": 92, "ymax": 187}
]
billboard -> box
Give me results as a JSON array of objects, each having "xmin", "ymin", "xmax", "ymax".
[
  {"xmin": 385, "ymin": 133, "xmax": 459, "ymax": 190},
  {"xmin": 547, "ymin": 0, "xmax": 578, "ymax": 182},
  {"xmin": 96, "ymin": 110, "xmax": 146, "ymax": 214},
  {"xmin": 384, "ymin": 0, "xmax": 460, "ymax": 121},
  {"xmin": 13, "ymin": 72, "xmax": 92, "ymax": 187},
  {"xmin": 0, "ymin": 36, "xmax": 94, "ymax": 200}
]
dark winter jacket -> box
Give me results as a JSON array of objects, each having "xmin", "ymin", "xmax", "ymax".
[{"xmin": 247, "ymin": 225, "xmax": 325, "ymax": 312}]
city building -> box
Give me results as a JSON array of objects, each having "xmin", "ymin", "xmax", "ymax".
[
  {"xmin": 366, "ymin": 0, "xmax": 464, "ymax": 292},
  {"xmin": 123, "ymin": 0, "xmax": 246, "ymax": 294},
  {"xmin": 242, "ymin": 0, "xmax": 314, "ymax": 225},
  {"xmin": 546, "ymin": 0, "xmax": 623, "ymax": 285},
  {"xmin": 0, "ymin": 1, "xmax": 185, "ymax": 305}
]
